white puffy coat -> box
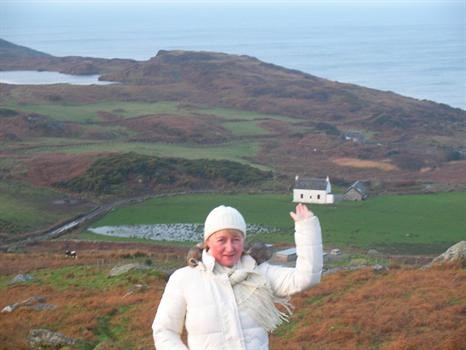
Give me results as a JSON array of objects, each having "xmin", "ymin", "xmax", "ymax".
[{"xmin": 152, "ymin": 216, "xmax": 323, "ymax": 350}]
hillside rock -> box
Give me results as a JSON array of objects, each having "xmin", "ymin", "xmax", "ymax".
[
  {"xmin": 372, "ymin": 264, "xmax": 389, "ymax": 273},
  {"xmin": 10, "ymin": 273, "xmax": 33, "ymax": 284},
  {"xmin": 2, "ymin": 296, "xmax": 56, "ymax": 313},
  {"xmin": 6, "ymin": 245, "xmax": 25, "ymax": 253},
  {"xmin": 28, "ymin": 329, "xmax": 75, "ymax": 349},
  {"xmin": 123, "ymin": 283, "xmax": 148, "ymax": 298},
  {"xmin": 367, "ymin": 249, "xmax": 381, "ymax": 256},
  {"xmin": 424, "ymin": 241, "xmax": 466, "ymax": 268},
  {"xmin": 108, "ymin": 263, "xmax": 150, "ymax": 277},
  {"xmin": 1, "ymin": 304, "xmax": 16, "ymax": 313}
]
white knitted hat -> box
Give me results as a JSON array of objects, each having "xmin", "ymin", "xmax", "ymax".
[{"xmin": 204, "ymin": 205, "xmax": 246, "ymax": 241}]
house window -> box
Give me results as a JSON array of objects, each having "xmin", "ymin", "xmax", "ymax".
[
  {"xmin": 317, "ymin": 194, "xmax": 321, "ymax": 200},
  {"xmin": 310, "ymin": 195, "xmax": 312, "ymax": 199},
  {"xmin": 300, "ymin": 194, "xmax": 303, "ymax": 199}
]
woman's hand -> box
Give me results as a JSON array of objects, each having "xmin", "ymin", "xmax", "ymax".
[{"xmin": 289, "ymin": 203, "xmax": 314, "ymax": 222}]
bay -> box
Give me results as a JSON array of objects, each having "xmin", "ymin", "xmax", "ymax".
[
  {"xmin": 1, "ymin": 2, "xmax": 464, "ymax": 109},
  {"xmin": 0, "ymin": 70, "xmax": 115, "ymax": 85}
]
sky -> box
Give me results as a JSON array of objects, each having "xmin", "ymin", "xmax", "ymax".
[{"xmin": 1, "ymin": 0, "xmax": 463, "ymax": 3}]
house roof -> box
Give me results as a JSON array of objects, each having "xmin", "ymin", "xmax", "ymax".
[
  {"xmin": 345, "ymin": 180, "xmax": 368, "ymax": 196},
  {"xmin": 295, "ymin": 178, "xmax": 328, "ymax": 190}
]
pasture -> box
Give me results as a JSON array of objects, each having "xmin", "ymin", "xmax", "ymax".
[
  {"xmin": 5, "ymin": 101, "xmax": 184, "ymax": 122},
  {"xmin": 6, "ymin": 100, "xmax": 295, "ymax": 126},
  {"xmin": 24, "ymin": 140, "xmax": 263, "ymax": 167},
  {"xmin": 87, "ymin": 192, "xmax": 466, "ymax": 255},
  {"xmin": 0, "ymin": 180, "xmax": 92, "ymax": 238}
]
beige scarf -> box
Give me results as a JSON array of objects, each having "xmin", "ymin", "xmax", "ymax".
[{"xmin": 214, "ymin": 264, "xmax": 293, "ymax": 332}]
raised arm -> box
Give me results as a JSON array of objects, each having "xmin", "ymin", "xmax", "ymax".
[{"xmin": 259, "ymin": 203, "xmax": 323, "ymax": 297}]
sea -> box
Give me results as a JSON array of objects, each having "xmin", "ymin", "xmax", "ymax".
[{"xmin": 1, "ymin": 1, "xmax": 465, "ymax": 110}]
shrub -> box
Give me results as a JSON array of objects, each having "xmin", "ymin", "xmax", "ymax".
[
  {"xmin": 315, "ymin": 122, "xmax": 341, "ymax": 136},
  {"xmin": 445, "ymin": 150, "xmax": 461, "ymax": 162},
  {"xmin": 55, "ymin": 153, "xmax": 272, "ymax": 195}
]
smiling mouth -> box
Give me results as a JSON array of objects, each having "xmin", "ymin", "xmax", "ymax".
[{"xmin": 223, "ymin": 255, "xmax": 237, "ymax": 259}]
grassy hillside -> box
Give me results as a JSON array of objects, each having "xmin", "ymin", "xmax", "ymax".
[
  {"xmin": 2, "ymin": 80, "xmax": 465, "ymax": 196},
  {"xmin": 0, "ymin": 242, "xmax": 464, "ymax": 350},
  {"xmin": 0, "ymin": 180, "xmax": 93, "ymax": 241},
  {"xmin": 87, "ymin": 192, "xmax": 466, "ymax": 255}
]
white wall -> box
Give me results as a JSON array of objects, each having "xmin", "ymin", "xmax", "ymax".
[{"xmin": 293, "ymin": 189, "xmax": 332, "ymax": 204}]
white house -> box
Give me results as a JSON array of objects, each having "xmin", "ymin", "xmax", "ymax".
[{"xmin": 292, "ymin": 175, "xmax": 335, "ymax": 204}]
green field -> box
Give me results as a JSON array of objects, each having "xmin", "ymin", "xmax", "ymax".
[
  {"xmin": 195, "ymin": 106, "xmax": 296, "ymax": 122},
  {"xmin": 87, "ymin": 192, "xmax": 466, "ymax": 254},
  {"xmin": 5, "ymin": 101, "xmax": 185, "ymax": 123},
  {"xmin": 0, "ymin": 181, "xmax": 92, "ymax": 236},
  {"xmin": 27, "ymin": 140, "xmax": 261, "ymax": 165},
  {"xmin": 223, "ymin": 120, "xmax": 271, "ymax": 136},
  {"xmin": 5, "ymin": 100, "xmax": 295, "ymax": 124}
]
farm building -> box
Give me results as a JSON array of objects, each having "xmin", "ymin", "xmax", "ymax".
[
  {"xmin": 344, "ymin": 131, "xmax": 365, "ymax": 143},
  {"xmin": 344, "ymin": 180, "xmax": 368, "ymax": 201},
  {"xmin": 293, "ymin": 175, "xmax": 335, "ymax": 204}
]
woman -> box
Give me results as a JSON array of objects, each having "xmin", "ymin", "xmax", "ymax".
[{"xmin": 152, "ymin": 203, "xmax": 323, "ymax": 350}]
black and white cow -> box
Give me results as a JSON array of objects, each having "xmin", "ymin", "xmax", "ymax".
[{"xmin": 65, "ymin": 250, "xmax": 77, "ymax": 259}]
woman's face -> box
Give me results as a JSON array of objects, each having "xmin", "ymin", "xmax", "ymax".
[{"xmin": 206, "ymin": 229, "xmax": 245, "ymax": 267}]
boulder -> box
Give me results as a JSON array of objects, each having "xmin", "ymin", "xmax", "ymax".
[
  {"xmin": 1, "ymin": 296, "xmax": 55, "ymax": 313},
  {"xmin": 2, "ymin": 304, "xmax": 17, "ymax": 313},
  {"xmin": 31, "ymin": 303, "xmax": 57, "ymax": 311},
  {"xmin": 123, "ymin": 283, "xmax": 148, "ymax": 298},
  {"xmin": 372, "ymin": 264, "xmax": 389, "ymax": 273},
  {"xmin": 424, "ymin": 241, "xmax": 466, "ymax": 268},
  {"xmin": 22, "ymin": 296, "xmax": 47, "ymax": 305},
  {"xmin": 108, "ymin": 263, "xmax": 150, "ymax": 277},
  {"xmin": 28, "ymin": 329, "xmax": 75, "ymax": 349},
  {"xmin": 6, "ymin": 244, "xmax": 25, "ymax": 253},
  {"xmin": 367, "ymin": 249, "xmax": 381, "ymax": 256},
  {"xmin": 10, "ymin": 274, "xmax": 33, "ymax": 284}
]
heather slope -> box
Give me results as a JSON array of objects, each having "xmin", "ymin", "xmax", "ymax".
[
  {"xmin": 270, "ymin": 265, "xmax": 465, "ymax": 350},
  {"xmin": 102, "ymin": 50, "xmax": 465, "ymax": 133},
  {"xmin": 0, "ymin": 242, "xmax": 464, "ymax": 350}
]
